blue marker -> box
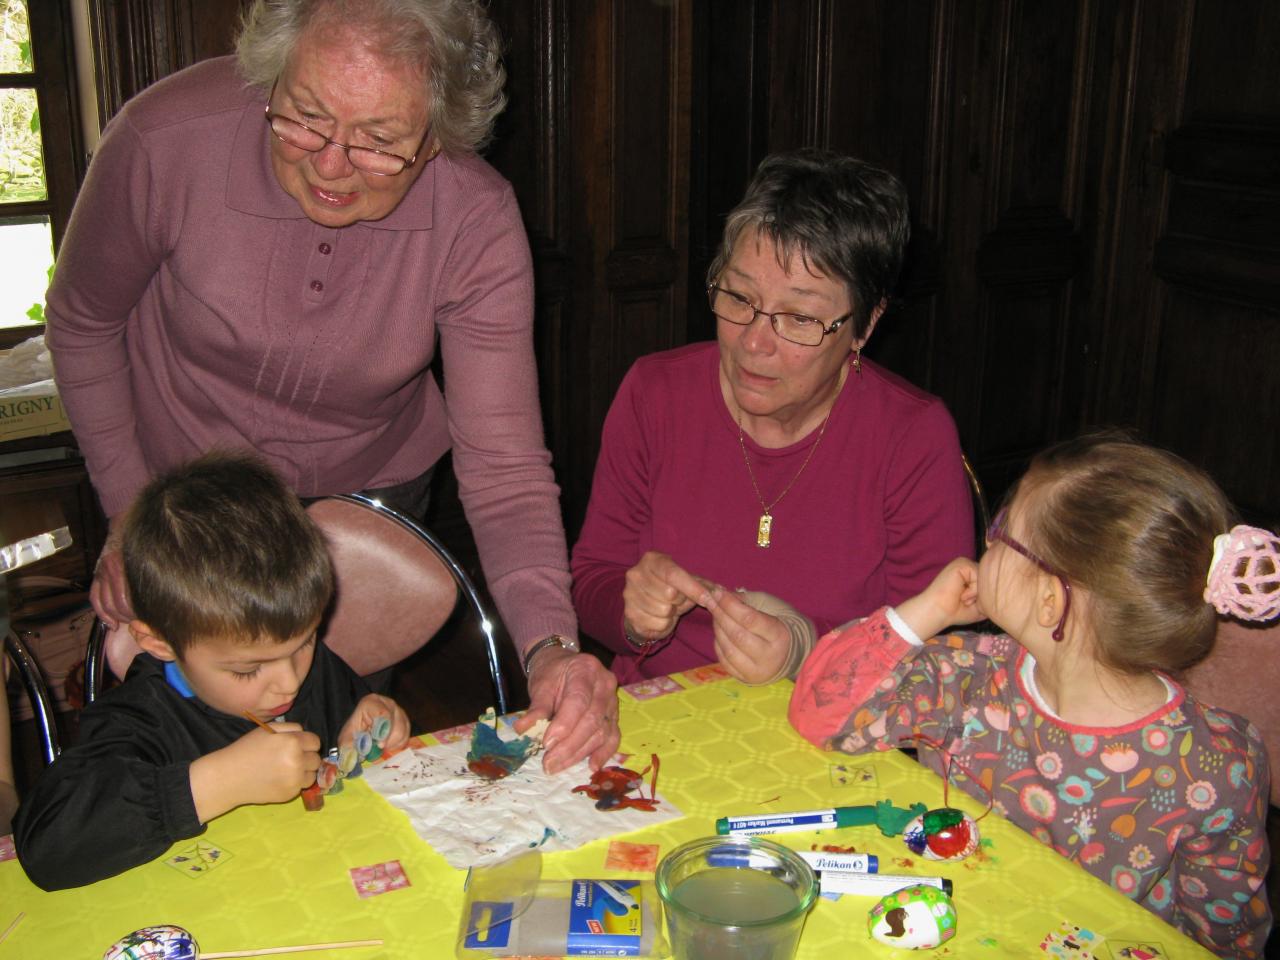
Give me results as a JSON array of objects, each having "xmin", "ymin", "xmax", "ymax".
[{"xmin": 716, "ymin": 806, "xmax": 877, "ymax": 837}]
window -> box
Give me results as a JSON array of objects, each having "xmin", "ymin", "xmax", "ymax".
[{"xmin": 0, "ymin": 0, "xmax": 82, "ymax": 339}]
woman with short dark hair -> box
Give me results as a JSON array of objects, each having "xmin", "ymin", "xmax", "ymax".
[{"xmin": 572, "ymin": 149, "xmax": 974, "ymax": 683}]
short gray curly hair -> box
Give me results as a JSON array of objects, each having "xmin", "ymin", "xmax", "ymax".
[{"xmin": 236, "ymin": 0, "xmax": 507, "ymax": 155}]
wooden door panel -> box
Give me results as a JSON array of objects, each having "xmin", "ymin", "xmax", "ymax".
[{"xmin": 1147, "ymin": 291, "xmax": 1279, "ymax": 522}]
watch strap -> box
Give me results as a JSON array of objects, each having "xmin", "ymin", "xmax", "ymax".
[{"xmin": 521, "ymin": 634, "xmax": 579, "ymax": 676}]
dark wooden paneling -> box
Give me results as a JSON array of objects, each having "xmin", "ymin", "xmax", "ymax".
[
  {"xmin": 89, "ymin": 0, "xmax": 249, "ymax": 123},
  {"xmin": 70, "ymin": 0, "xmax": 1280, "ymax": 546},
  {"xmin": 1148, "ymin": 289, "xmax": 1279, "ymax": 523}
]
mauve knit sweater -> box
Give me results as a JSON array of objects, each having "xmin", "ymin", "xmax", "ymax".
[{"xmin": 45, "ymin": 57, "xmax": 576, "ymax": 650}]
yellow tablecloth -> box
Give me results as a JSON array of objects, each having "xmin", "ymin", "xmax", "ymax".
[{"xmin": 0, "ymin": 669, "xmax": 1212, "ymax": 958}]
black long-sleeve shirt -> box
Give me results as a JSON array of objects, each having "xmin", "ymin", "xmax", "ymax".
[{"xmin": 14, "ymin": 641, "xmax": 367, "ymax": 890}]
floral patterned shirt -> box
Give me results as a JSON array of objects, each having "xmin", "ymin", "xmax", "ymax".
[{"xmin": 789, "ymin": 609, "xmax": 1272, "ymax": 958}]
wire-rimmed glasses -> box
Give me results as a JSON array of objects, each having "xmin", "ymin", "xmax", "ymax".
[
  {"xmin": 707, "ymin": 282, "xmax": 852, "ymax": 347},
  {"xmin": 986, "ymin": 508, "xmax": 1073, "ymax": 642},
  {"xmin": 264, "ymin": 79, "xmax": 430, "ymax": 177}
]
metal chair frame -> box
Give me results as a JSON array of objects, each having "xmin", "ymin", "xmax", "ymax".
[
  {"xmin": 84, "ymin": 493, "xmax": 511, "ymax": 715},
  {"xmin": 5, "ymin": 630, "xmax": 60, "ymax": 764},
  {"xmin": 332, "ymin": 494, "xmax": 510, "ymax": 714}
]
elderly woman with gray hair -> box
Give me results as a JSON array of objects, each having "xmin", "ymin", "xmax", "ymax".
[
  {"xmin": 45, "ymin": 0, "xmax": 617, "ymax": 773},
  {"xmin": 572, "ymin": 149, "xmax": 974, "ymax": 685}
]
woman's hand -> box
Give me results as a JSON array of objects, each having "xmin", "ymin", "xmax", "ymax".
[
  {"xmin": 896, "ymin": 557, "xmax": 984, "ymax": 640},
  {"xmin": 91, "ymin": 517, "xmax": 134, "ymax": 628},
  {"xmin": 339, "ymin": 694, "xmax": 411, "ymax": 754},
  {"xmin": 190, "ymin": 723, "xmax": 321, "ymax": 822},
  {"xmin": 514, "ymin": 647, "xmax": 619, "ymax": 775},
  {"xmin": 706, "ymin": 587, "xmax": 794, "ymax": 685},
  {"xmin": 622, "ymin": 551, "xmax": 707, "ymax": 643}
]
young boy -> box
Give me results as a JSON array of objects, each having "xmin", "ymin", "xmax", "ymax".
[{"xmin": 13, "ymin": 452, "xmax": 409, "ymax": 890}]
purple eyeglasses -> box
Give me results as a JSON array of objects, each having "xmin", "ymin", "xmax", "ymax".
[{"xmin": 986, "ymin": 508, "xmax": 1073, "ymax": 642}]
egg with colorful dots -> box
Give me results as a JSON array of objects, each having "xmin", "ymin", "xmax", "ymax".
[
  {"xmin": 103, "ymin": 925, "xmax": 198, "ymax": 960},
  {"xmin": 867, "ymin": 884, "xmax": 958, "ymax": 949},
  {"xmin": 902, "ymin": 806, "xmax": 980, "ymax": 861}
]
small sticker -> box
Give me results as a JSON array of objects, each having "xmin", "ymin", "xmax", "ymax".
[
  {"xmin": 1040, "ymin": 921, "xmax": 1103, "ymax": 958},
  {"xmin": 604, "ymin": 841, "xmax": 660, "ymax": 872},
  {"xmin": 682, "ymin": 664, "xmax": 730, "ymax": 685},
  {"xmin": 829, "ymin": 762, "xmax": 878, "ymax": 788},
  {"xmin": 622, "ymin": 676, "xmax": 683, "ymax": 700},
  {"xmin": 431, "ymin": 723, "xmax": 476, "ymax": 744},
  {"xmin": 1109, "ymin": 942, "xmax": 1167, "ymax": 959},
  {"xmin": 164, "ymin": 840, "xmax": 232, "ymax": 877},
  {"xmin": 350, "ymin": 860, "xmax": 410, "ymax": 898}
]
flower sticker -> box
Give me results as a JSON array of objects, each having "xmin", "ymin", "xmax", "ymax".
[
  {"xmin": 1201, "ymin": 807, "xmax": 1236, "ymax": 834},
  {"xmin": 1128, "ymin": 843, "xmax": 1154, "ymax": 869},
  {"xmin": 1036, "ymin": 751, "xmax": 1064, "ymax": 780},
  {"xmin": 1144, "ymin": 876, "xmax": 1172, "ymax": 910},
  {"xmin": 1111, "ymin": 865, "xmax": 1141, "ymax": 898},
  {"xmin": 1227, "ymin": 760, "xmax": 1249, "ymax": 789},
  {"xmin": 1020, "ymin": 784, "xmax": 1057, "ymax": 823},
  {"xmin": 1100, "ymin": 743, "xmax": 1140, "ymax": 773},
  {"xmin": 1078, "ymin": 841, "xmax": 1106, "ymax": 865},
  {"xmin": 1071, "ymin": 733, "xmax": 1098, "ymax": 757},
  {"xmin": 1179, "ymin": 873, "xmax": 1210, "ymax": 899},
  {"xmin": 1141, "ymin": 724, "xmax": 1173, "ymax": 755},
  {"xmin": 1185, "ymin": 780, "xmax": 1217, "ymax": 811},
  {"xmin": 984, "ymin": 702, "xmax": 1011, "ymax": 731},
  {"xmin": 1058, "ymin": 775, "xmax": 1094, "ymax": 805},
  {"xmin": 1205, "ymin": 899, "xmax": 1241, "ymax": 923}
]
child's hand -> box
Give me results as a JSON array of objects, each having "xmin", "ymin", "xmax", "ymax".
[
  {"xmin": 190, "ymin": 723, "xmax": 321, "ymax": 822},
  {"xmin": 896, "ymin": 558, "xmax": 984, "ymax": 640},
  {"xmin": 339, "ymin": 694, "xmax": 411, "ymax": 754},
  {"xmin": 707, "ymin": 586, "xmax": 795, "ymax": 685}
]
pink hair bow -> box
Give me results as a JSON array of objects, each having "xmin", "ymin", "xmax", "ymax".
[{"xmin": 1204, "ymin": 524, "xmax": 1280, "ymax": 621}]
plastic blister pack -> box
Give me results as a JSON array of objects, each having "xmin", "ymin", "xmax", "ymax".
[{"xmin": 456, "ymin": 851, "xmax": 667, "ymax": 958}]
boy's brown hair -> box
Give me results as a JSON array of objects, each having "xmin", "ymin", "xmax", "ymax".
[
  {"xmin": 1016, "ymin": 431, "xmax": 1232, "ymax": 674},
  {"xmin": 123, "ymin": 451, "xmax": 333, "ymax": 654}
]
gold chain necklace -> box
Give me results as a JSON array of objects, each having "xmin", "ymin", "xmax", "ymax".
[{"xmin": 737, "ymin": 409, "xmax": 833, "ymax": 548}]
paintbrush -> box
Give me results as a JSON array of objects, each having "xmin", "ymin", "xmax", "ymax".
[
  {"xmin": 0, "ymin": 911, "xmax": 23, "ymax": 947},
  {"xmin": 242, "ymin": 711, "xmax": 277, "ymax": 733}
]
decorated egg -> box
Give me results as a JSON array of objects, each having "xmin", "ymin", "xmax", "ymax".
[
  {"xmin": 103, "ymin": 925, "xmax": 198, "ymax": 960},
  {"xmin": 867, "ymin": 884, "xmax": 958, "ymax": 950},
  {"xmin": 902, "ymin": 807, "xmax": 980, "ymax": 861}
]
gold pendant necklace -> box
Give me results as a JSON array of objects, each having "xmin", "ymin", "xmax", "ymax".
[{"xmin": 737, "ymin": 409, "xmax": 833, "ymax": 548}]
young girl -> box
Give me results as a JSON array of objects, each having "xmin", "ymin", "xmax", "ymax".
[{"xmin": 718, "ymin": 434, "xmax": 1276, "ymax": 957}]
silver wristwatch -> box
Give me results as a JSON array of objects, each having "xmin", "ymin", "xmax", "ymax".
[{"xmin": 521, "ymin": 633, "xmax": 580, "ymax": 676}]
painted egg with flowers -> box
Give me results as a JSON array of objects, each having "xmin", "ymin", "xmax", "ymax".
[
  {"xmin": 868, "ymin": 884, "xmax": 958, "ymax": 949},
  {"xmin": 103, "ymin": 926, "xmax": 198, "ymax": 960}
]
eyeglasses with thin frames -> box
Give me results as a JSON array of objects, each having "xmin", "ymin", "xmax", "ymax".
[
  {"xmin": 263, "ymin": 79, "xmax": 431, "ymax": 176},
  {"xmin": 707, "ymin": 282, "xmax": 852, "ymax": 347},
  {"xmin": 986, "ymin": 508, "xmax": 1073, "ymax": 642}
]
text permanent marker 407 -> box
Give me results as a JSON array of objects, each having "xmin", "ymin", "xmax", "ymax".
[{"xmin": 715, "ymin": 807, "xmax": 872, "ymax": 837}]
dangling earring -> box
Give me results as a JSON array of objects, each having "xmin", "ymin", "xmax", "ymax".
[{"xmin": 852, "ymin": 346, "xmax": 862, "ymax": 375}]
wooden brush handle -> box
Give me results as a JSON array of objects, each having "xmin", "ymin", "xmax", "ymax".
[{"xmin": 201, "ymin": 939, "xmax": 383, "ymax": 958}]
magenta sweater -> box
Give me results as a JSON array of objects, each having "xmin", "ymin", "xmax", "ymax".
[
  {"xmin": 571, "ymin": 343, "xmax": 974, "ymax": 681},
  {"xmin": 44, "ymin": 57, "xmax": 576, "ymax": 649}
]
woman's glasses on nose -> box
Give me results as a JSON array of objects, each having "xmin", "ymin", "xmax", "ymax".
[
  {"xmin": 986, "ymin": 508, "xmax": 1073, "ymax": 642},
  {"xmin": 707, "ymin": 282, "xmax": 851, "ymax": 347},
  {"xmin": 264, "ymin": 79, "xmax": 429, "ymax": 177}
]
